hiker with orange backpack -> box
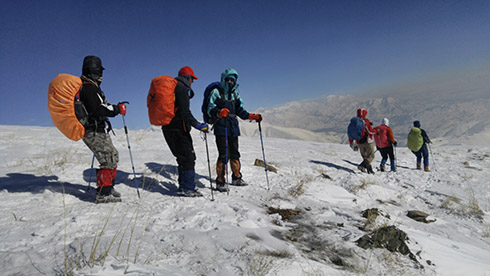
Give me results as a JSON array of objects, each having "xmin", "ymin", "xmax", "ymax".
[
  {"xmin": 374, "ymin": 118, "xmax": 397, "ymax": 172},
  {"xmin": 348, "ymin": 108, "xmax": 376, "ymax": 174},
  {"xmin": 204, "ymin": 68, "xmax": 262, "ymax": 192},
  {"xmin": 79, "ymin": 56, "xmax": 127, "ymax": 203},
  {"xmin": 161, "ymin": 66, "xmax": 208, "ymax": 197}
]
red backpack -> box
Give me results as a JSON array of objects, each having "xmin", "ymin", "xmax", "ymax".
[
  {"xmin": 147, "ymin": 76, "xmax": 178, "ymax": 126},
  {"xmin": 374, "ymin": 125, "xmax": 390, "ymax": 148}
]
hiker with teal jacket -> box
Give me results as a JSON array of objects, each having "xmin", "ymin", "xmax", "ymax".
[
  {"xmin": 408, "ymin": 120, "xmax": 431, "ymax": 171},
  {"xmin": 206, "ymin": 68, "xmax": 262, "ymax": 192}
]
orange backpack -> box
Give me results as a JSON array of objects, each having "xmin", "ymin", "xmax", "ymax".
[
  {"xmin": 48, "ymin": 74, "xmax": 86, "ymax": 141},
  {"xmin": 147, "ymin": 75, "xmax": 178, "ymax": 126}
]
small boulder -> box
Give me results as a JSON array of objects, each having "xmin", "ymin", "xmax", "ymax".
[
  {"xmin": 407, "ymin": 210, "xmax": 436, "ymax": 223},
  {"xmin": 254, "ymin": 159, "xmax": 278, "ymax": 173}
]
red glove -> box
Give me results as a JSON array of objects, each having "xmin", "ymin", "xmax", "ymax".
[
  {"xmin": 249, "ymin": 113, "xmax": 262, "ymax": 122},
  {"xmin": 218, "ymin": 108, "xmax": 230, "ymax": 118},
  {"xmin": 118, "ymin": 103, "xmax": 127, "ymax": 115}
]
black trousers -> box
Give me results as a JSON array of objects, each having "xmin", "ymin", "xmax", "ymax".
[
  {"xmin": 162, "ymin": 129, "xmax": 196, "ymax": 171},
  {"xmin": 215, "ymin": 135, "xmax": 240, "ymax": 162}
]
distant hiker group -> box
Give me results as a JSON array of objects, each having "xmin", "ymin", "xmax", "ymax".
[
  {"xmin": 348, "ymin": 108, "xmax": 431, "ymax": 174},
  {"xmin": 48, "ymin": 56, "xmax": 263, "ymax": 203}
]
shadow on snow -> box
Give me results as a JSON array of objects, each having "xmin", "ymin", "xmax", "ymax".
[
  {"xmin": 310, "ymin": 160, "xmax": 357, "ymax": 174},
  {"xmin": 0, "ymin": 173, "xmax": 94, "ymax": 203},
  {"xmin": 0, "ymin": 163, "xmax": 210, "ymax": 201},
  {"xmin": 142, "ymin": 162, "xmax": 208, "ymax": 197}
]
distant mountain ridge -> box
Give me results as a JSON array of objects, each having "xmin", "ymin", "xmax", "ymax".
[{"xmin": 243, "ymin": 66, "xmax": 490, "ymax": 146}]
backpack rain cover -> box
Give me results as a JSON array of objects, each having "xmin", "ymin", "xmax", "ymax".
[
  {"xmin": 374, "ymin": 125, "xmax": 390, "ymax": 148},
  {"xmin": 407, "ymin": 127, "xmax": 424, "ymax": 152},
  {"xmin": 347, "ymin": 117, "xmax": 364, "ymax": 140},
  {"xmin": 48, "ymin": 74, "xmax": 85, "ymax": 141},
  {"xmin": 147, "ymin": 75, "xmax": 178, "ymax": 126}
]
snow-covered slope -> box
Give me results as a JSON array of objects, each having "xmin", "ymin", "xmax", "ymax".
[{"xmin": 1, "ymin": 125, "xmax": 490, "ymax": 275}]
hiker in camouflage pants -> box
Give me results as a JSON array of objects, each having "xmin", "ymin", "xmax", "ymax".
[{"xmin": 79, "ymin": 55, "xmax": 126, "ymax": 201}]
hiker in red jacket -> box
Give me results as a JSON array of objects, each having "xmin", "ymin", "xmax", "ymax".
[
  {"xmin": 349, "ymin": 108, "xmax": 376, "ymax": 174},
  {"xmin": 374, "ymin": 118, "xmax": 397, "ymax": 172}
]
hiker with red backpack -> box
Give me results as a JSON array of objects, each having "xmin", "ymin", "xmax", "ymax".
[
  {"xmin": 79, "ymin": 56, "xmax": 127, "ymax": 203},
  {"xmin": 374, "ymin": 118, "xmax": 397, "ymax": 172},
  {"xmin": 160, "ymin": 66, "xmax": 209, "ymax": 197},
  {"xmin": 348, "ymin": 108, "xmax": 376, "ymax": 174},
  {"xmin": 204, "ymin": 68, "xmax": 262, "ymax": 192},
  {"xmin": 408, "ymin": 120, "xmax": 431, "ymax": 171}
]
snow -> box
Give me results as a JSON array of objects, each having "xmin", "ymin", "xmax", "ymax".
[{"xmin": 1, "ymin": 125, "xmax": 490, "ymax": 276}]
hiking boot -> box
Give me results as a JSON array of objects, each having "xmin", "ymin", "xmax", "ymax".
[
  {"xmin": 357, "ymin": 165, "xmax": 366, "ymax": 173},
  {"xmin": 424, "ymin": 166, "xmax": 429, "ymax": 172},
  {"xmin": 367, "ymin": 166, "xmax": 375, "ymax": 174},
  {"xmin": 215, "ymin": 182, "xmax": 229, "ymax": 193},
  {"xmin": 177, "ymin": 189, "xmax": 203, "ymax": 197},
  {"xmin": 380, "ymin": 165, "xmax": 385, "ymax": 172},
  {"xmin": 416, "ymin": 162, "xmax": 421, "ymax": 170},
  {"xmin": 231, "ymin": 178, "xmax": 248, "ymax": 186},
  {"xmin": 110, "ymin": 186, "xmax": 121, "ymax": 198},
  {"xmin": 95, "ymin": 193, "xmax": 122, "ymax": 204}
]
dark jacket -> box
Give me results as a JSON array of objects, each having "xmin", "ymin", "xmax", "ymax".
[
  {"xmin": 79, "ymin": 77, "xmax": 120, "ymax": 133},
  {"xmin": 421, "ymin": 129, "xmax": 431, "ymax": 144},
  {"xmin": 162, "ymin": 76, "xmax": 198, "ymax": 132},
  {"xmin": 208, "ymin": 87, "xmax": 249, "ymax": 137}
]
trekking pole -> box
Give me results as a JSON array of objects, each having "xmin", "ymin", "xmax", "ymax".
[
  {"xmin": 394, "ymin": 145, "xmax": 397, "ymax": 170},
  {"xmin": 225, "ymin": 120, "xmax": 230, "ymax": 195},
  {"xmin": 121, "ymin": 112, "xmax": 141, "ymax": 199},
  {"xmin": 204, "ymin": 132, "xmax": 215, "ymax": 201},
  {"xmin": 258, "ymin": 121, "xmax": 270, "ymax": 191},
  {"xmin": 87, "ymin": 154, "xmax": 95, "ymax": 191},
  {"xmin": 428, "ymin": 143, "xmax": 435, "ymax": 169}
]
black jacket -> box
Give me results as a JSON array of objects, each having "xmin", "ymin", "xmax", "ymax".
[
  {"xmin": 79, "ymin": 77, "xmax": 120, "ymax": 133},
  {"xmin": 162, "ymin": 76, "xmax": 198, "ymax": 132},
  {"xmin": 421, "ymin": 129, "xmax": 431, "ymax": 144}
]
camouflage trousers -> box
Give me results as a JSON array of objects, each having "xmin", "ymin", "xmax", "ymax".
[
  {"xmin": 359, "ymin": 142, "xmax": 375, "ymax": 165},
  {"xmin": 82, "ymin": 131, "xmax": 119, "ymax": 169}
]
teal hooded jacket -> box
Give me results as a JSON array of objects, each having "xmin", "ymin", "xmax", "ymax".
[{"xmin": 207, "ymin": 68, "xmax": 250, "ymax": 136}]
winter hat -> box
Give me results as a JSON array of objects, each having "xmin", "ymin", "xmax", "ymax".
[
  {"xmin": 356, "ymin": 108, "xmax": 367, "ymax": 118},
  {"xmin": 413, "ymin": 120, "xmax": 421, "ymax": 128},
  {"xmin": 382, "ymin": 118, "xmax": 389, "ymax": 126},
  {"xmin": 178, "ymin": 66, "xmax": 198, "ymax": 79}
]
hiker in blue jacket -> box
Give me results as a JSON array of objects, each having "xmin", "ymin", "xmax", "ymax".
[
  {"xmin": 206, "ymin": 68, "xmax": 262, "ymax": 192},
  {"xmin": 411, "ymin": 120, "xmax": 431, "ymax": 171}
]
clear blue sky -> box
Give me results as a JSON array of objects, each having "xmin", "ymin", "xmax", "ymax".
[{"xmin": 1, "ymin": 0, "xmax": 489, "ymax": 129}]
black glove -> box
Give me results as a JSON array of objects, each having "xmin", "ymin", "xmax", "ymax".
[{"xmin": 393, "ymin": 141, "xmax": 397, "ymax": 147}]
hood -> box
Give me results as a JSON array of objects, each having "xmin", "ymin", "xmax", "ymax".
[
  {"xmin": 175, "ymin": 75, "xmax": 194, "ymax": 99},
  {"xmin": 382, "ymin": 118, "xmax": 389, "ymax": 126},
  {"xmin": 413, "ymin": 120, "xmax": 421, "ymax": 128},
  {"xmin": 220, "ymin": 68, "xmax": 239, "ymax": 94},
  {"xmin": 357, "ymin": 108, "xmax": 367, "ymax": 118}
]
